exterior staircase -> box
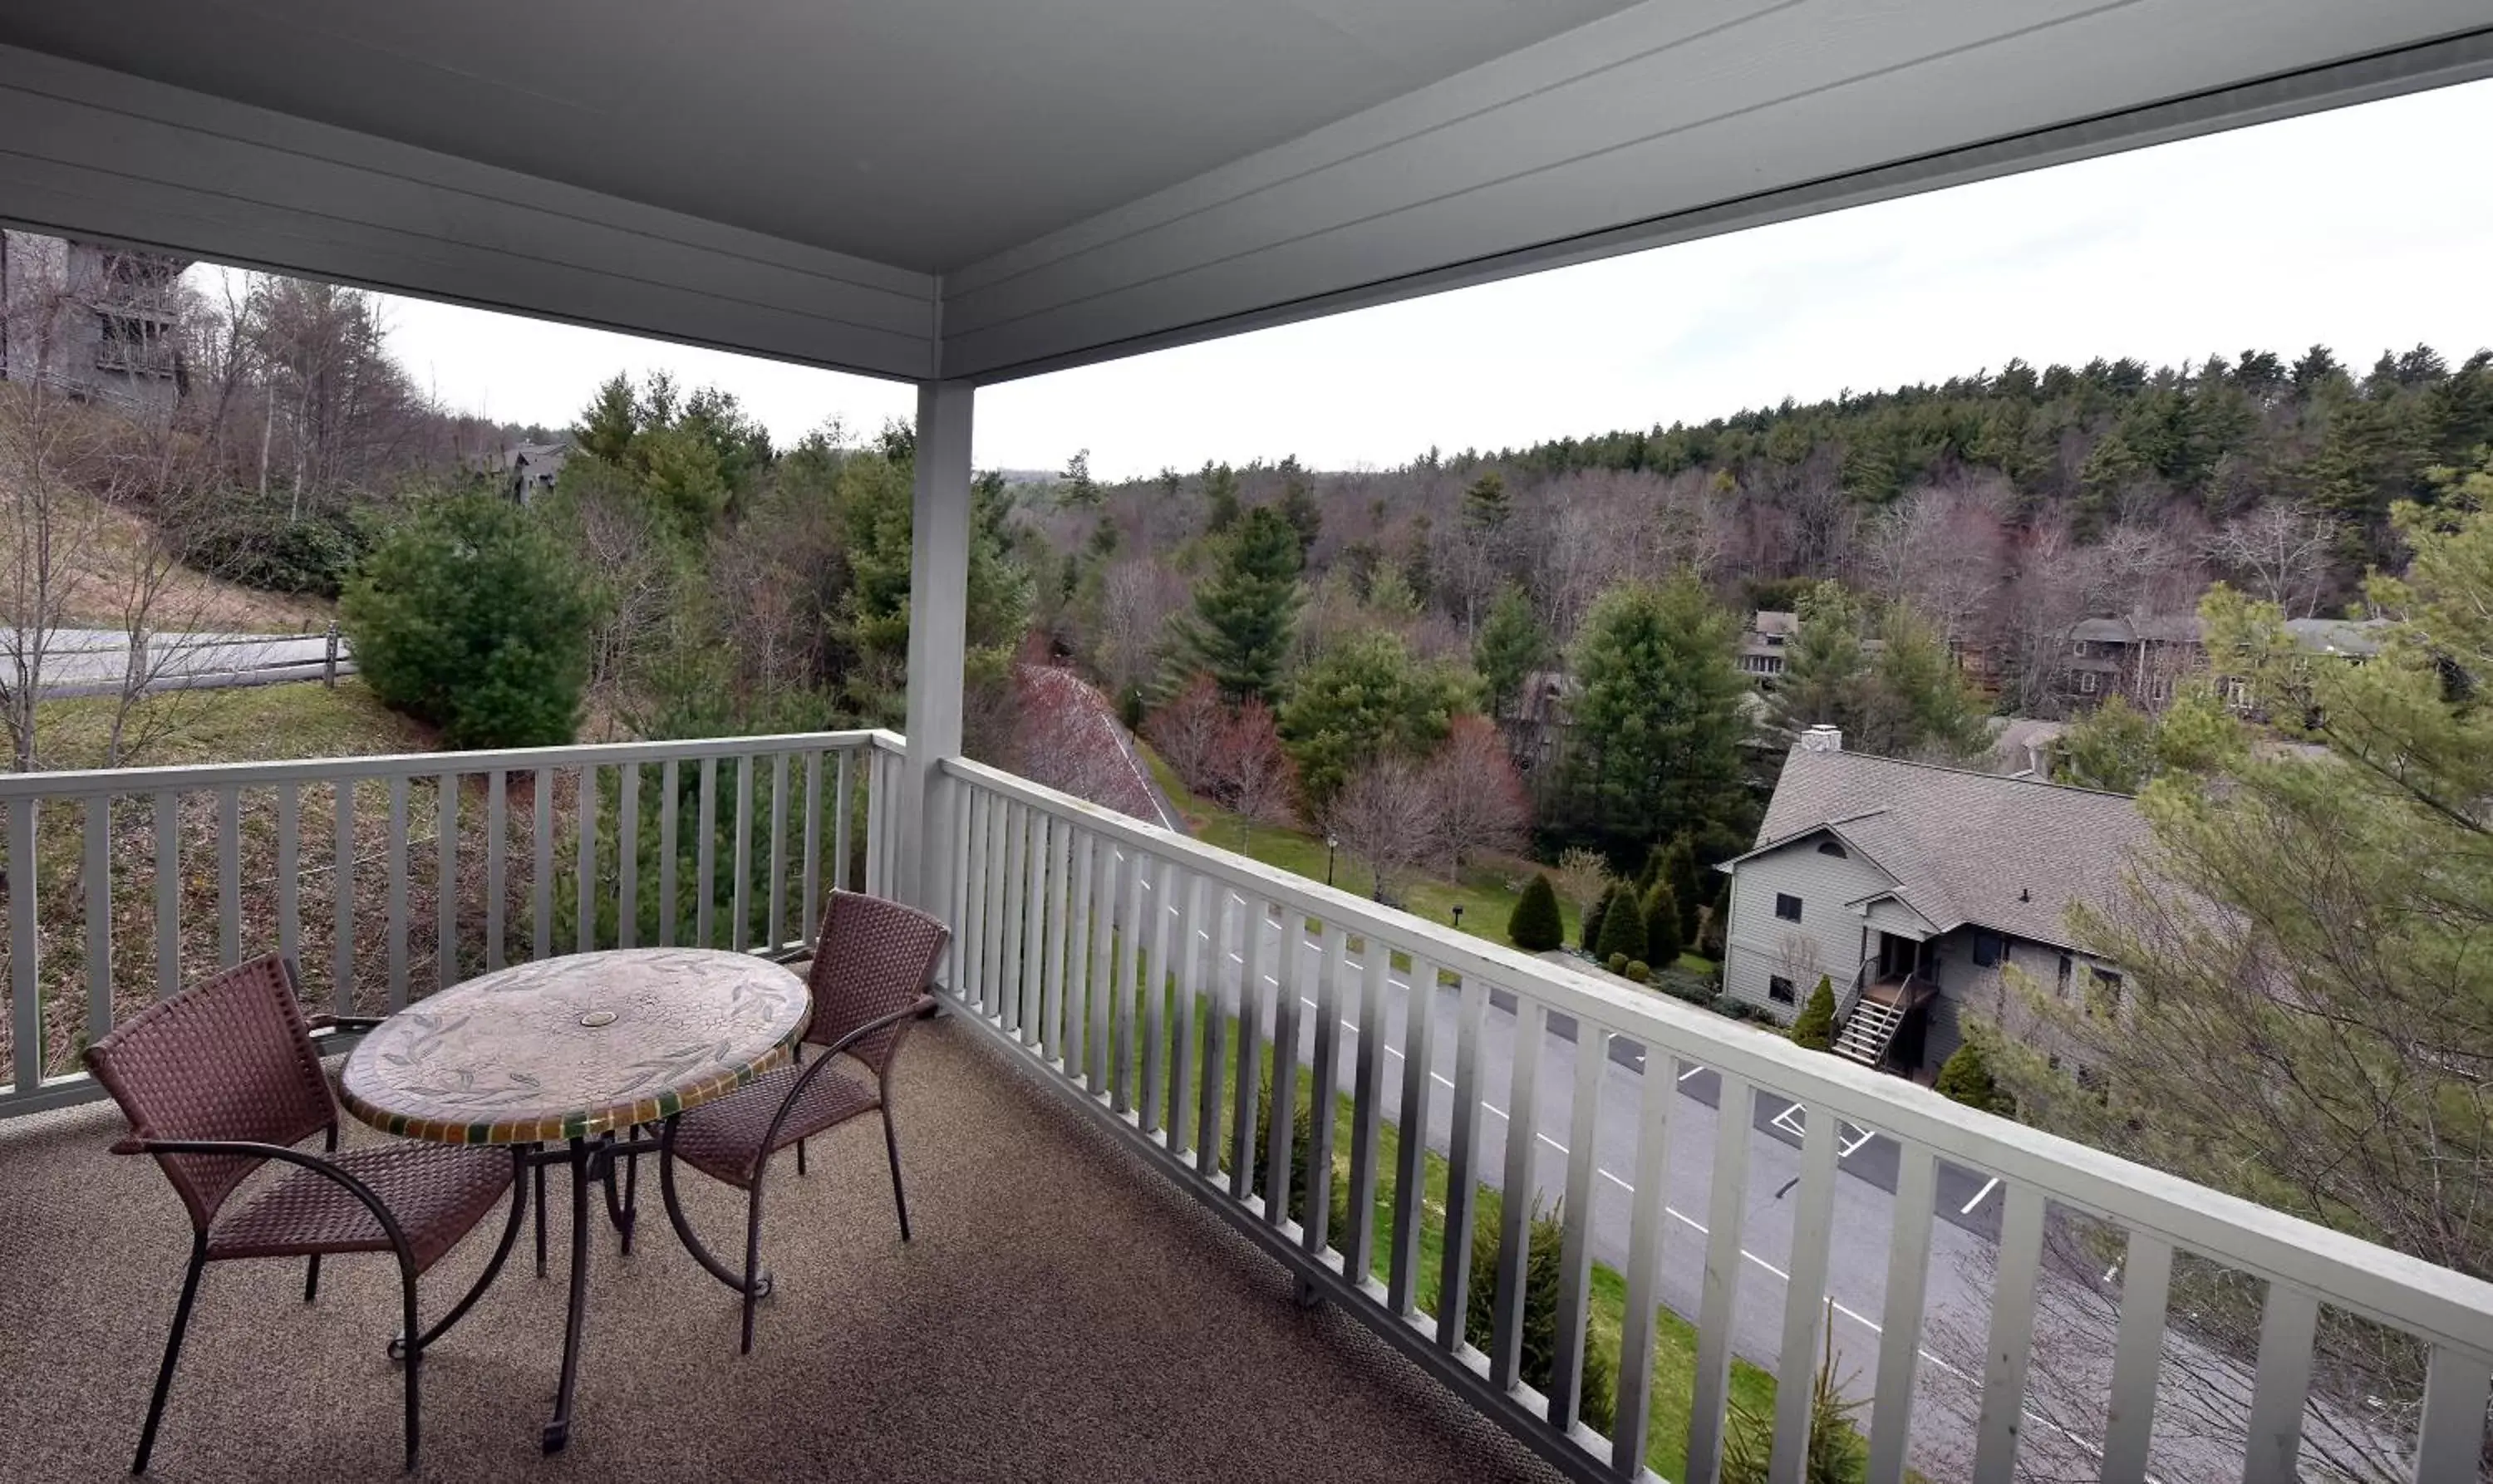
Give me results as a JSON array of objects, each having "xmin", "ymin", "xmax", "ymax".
[{"xmin": 1833, "ymin": 993, "xmax": 1906, "ymax": 1067}]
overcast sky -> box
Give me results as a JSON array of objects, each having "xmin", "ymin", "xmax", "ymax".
[{"xmin": 259, "ymin": 77, "xmax": 2493, "ymax": 482}]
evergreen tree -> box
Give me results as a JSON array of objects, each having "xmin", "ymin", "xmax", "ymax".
[
  {"xmin": 1566, "ymin": 577, "xmax": 1752, "ymax": 848},
  {"xmin": 1473, "ymin": 582, "xmax": 1545, "ymax": 721},
  {"xmin": 1769, "ymin": 581, "xmax": 1871, "ymax": 744},
  {"xmin": 1592, "ymin": 886, "xmax": 1647, "ymax": 967},
  {"xmin": 1581, "ymin": 882, "xmax": 1615, "ymax": 954},
  {"xmin": 1862, "ymin": 602, "xmax": 1989, "ymax": 762},
  {"xmin": 1462, "ymin": 1197, "xmax": 1615, "ymax": 1431},
  {"xmin": 1789, "ymin": 975, "xmax": 1837, "ymax": 1050},
  {"xmin": 1642, "ymin": 882, "xmax": 1682, "ymax": 970},
  {"xmin": 1934, "ymin": 1042, "xmax": 2014, "ymax": 1116},
  {"xmin": 1277, "ymin": 629, "xmax": 1473, "ymax": 811},
  {"xmin": 1462, "ymin": 470, "xmax": 1512, "ymax": 533},
  {"xmin": 1202, "ymin": 461, "xmax": 1242, "ymax": 534},
  {"xmin": 1276, "ymin": 456, "xmax": 1322, "ymax": 558},
  {"xmin": 1059, "ymin": 448, "xmax": 1100, "ymax": 506},
  {"xmin": 1174, "ymin": 505, "xmax": 1302, "ymax": 703},
  {"xmin": 1662, "ymin": 836, "xmax": 1703, "ymax": 942},
  {"xmin": 1508, "ymin": 874, "xmax": 1563, "ymax": 952}
]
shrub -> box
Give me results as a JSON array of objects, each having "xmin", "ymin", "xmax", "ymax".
[
  {"xmin": 1606, "ymin": 951, "xmax": 1629, "ymax": 975},
  {"xmin": 1463, "ymin": 1195, "xmax": 1615, "ymax": 1432},
  {"xmin": 1935, "ymin": 1043, "xmax": 2016, "ymax": 1117},
  {"xmin": 341, "ymin": 494, "xmax": 593, "ymax": 749},
  {"xmin": 1713, "ymin": 995, "xmax": 1771, "ymax": 1024},
  {"xmin": 1580, "ymin": 882, "xmax": 1615, "ymax": 953},
  {"xmin": 1625, "ymin": 960, "xmax": 1650, "ymax": 984},
  {"xmin": 1245, "ymin": 1073, "xmax": 1354, "ymax": 1235},
  {"xmin": 185, "ymin": 495, "xmax": 368, "ymax": 597},
  {"xmin": 1790, "ymin": 974, "xmax": 1838, "ymax": 1050},
  {"xmin": 1507, "ymin": 873, "xmax": 1564, "ymax": 952},
  {"xmin": 1643, "ymin": 882, "xmax": 1682, "ymax": 969},
  {"xmin": 1663, "ymin": 836, "xmax": 1704, "ymax": 941},
  {"xmin": 1592, "ymin": 884, "xmax": 1646, "ymax": 966}
]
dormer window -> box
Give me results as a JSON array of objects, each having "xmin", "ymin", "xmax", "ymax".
[{"xmin": 1816, "ymin": 840, "xmax": 1847, "ymax": 859}]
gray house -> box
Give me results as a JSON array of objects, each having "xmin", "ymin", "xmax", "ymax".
[
  {"xmin": 1718, "ymin": 725, "xmax": 2149, "ymax": 1079},
  {"xmin": 0, "ymin": 231, "xmax": 191, "ymax": 416}
]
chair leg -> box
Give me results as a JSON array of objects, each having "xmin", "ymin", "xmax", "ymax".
[
  {"xmin": 795, "ymin": 1137, "xmax": 807, "ymax": 1177},
  {"xmin": 133, "ymin": 1242, "xmax": 207, "ymax": 1475},
  {"xmin": 399, "ymin": 1257, "xmax": 422, "ymax": 1472},
  {"xmin": 302, "ymin": 1254, "xmax": 322, "ymax": 1303},
  {"xmin": 396, "ymin": 1148, "xmax": 529, "ymax": 1359},
  {"xmin": 881, "ymin": 1103, "xmax": 912, "ymax": 1242},
  {"xmin": 740, "ymin": 1180, "xmax": 768, "ymax": 1356},
  {"xmin": 534, "ymin": 1154, "xmax": 548, "ymax": 1277}
]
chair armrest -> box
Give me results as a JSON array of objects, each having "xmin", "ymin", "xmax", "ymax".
[
  {"xmin": 120, "ymin": 1137, "xmax": 418, "ymax": 1266},
  {"xmin": 306, "ymin": 1013, "xmax": 386, "ymax": 1034},
  {"xmin": 761, "ymin": 944, "xmax": 813, "ymax": 966},
  {"xmin": 753, "ymin": 997, "xmax": 938, "ymax": 1160}
]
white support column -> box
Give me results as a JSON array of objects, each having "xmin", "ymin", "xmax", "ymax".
[{"xmin": 902, "ymin": 379, "xmax": 974, "ymax": 916}]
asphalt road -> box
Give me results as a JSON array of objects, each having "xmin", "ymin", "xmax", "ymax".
[
  {"xmin": 9, "ymin": 627, "xmax": 347, "ymax": 698},
  {"xmin": 1097, "ymin": 859, "xmax": 2265, "ymax": 1483}
]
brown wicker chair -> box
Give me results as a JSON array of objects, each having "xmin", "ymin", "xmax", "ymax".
[
  {"xmin": 659, "ymin": 890, "xmax": 949, "ymax": 1353},
  {"xmin": 84, "ymin": 955, "xmax": 524, "ymax": 1474}
]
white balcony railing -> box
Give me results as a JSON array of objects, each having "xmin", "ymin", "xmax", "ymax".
[
  {"xmin": 0, "ymin": 730, "xmax": 903, "ymax": 1116},
  {"xmin": 937, "ymin": 756, "xmax": 2493, "ymax": 1484}
]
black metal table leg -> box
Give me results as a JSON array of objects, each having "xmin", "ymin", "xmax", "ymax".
[
  {"xmin": 543, "ymin": 1138, "xmax": 595, "ymax": 1454},
  {"xmin": 600, "ymin": 1128, "xmax": 640, "ymax": 1253}
]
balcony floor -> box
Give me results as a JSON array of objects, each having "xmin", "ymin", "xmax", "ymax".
[{"xmin": 0, "ymin": 1016, "xmax": 1561, "ymax": 1484}]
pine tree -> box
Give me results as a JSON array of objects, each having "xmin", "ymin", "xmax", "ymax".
[
  {"xmin": 1462, "ymin": 1197, "xmax": 1615, "ymax": 1431},
  {"xmin": 1473, "ymin": 583, "xmax": 1545, "ymax": 721},
  {"xmin": 1508, "ymin": 874, "xmax": 1563, "ymax": 952},
  {"xmin": 1462, "ymin": 470, "xmax": 1512, "ymax": 533},
  {"xmin": 1789, "ymin": 975, "xmax": 1837, "ymax": 1050},
  {"xmin": 1566, "ymin": 577, "xmax": 1752, "ymax": 848},
  {"xmin": 1202, "ymin": 461, "xmax": 1242, "ymax": 534},
  {"xmin": 1174, "ymin": 505, "xmax": 1302, "ymax": 703},
  {"xmin": 1642, "ymin": 882, "xmax": 1682, "ymax": 970},
  {"xmin": 1581, "ymin": 883, "xmax": 1615, "ymax": 954},
  {"xmin": 1662, "ymin": 837, "xmax": 1702, "ymax": 942},
  {"xmin": 1934, "ymin": 1043, "xmax": 2013, "ymax": 1116},
  {"xmin": 1592, "ymin": 887, "xmax": 1646, "ymax": 967},
  {"xmin": 1276, "ymin": 456, "xmax": 1322, "ymax": 558}
]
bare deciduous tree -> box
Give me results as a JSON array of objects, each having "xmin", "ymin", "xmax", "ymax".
[
  {"xmin": 1094, "ymin": 556, "xmax": 1185, "ymax": 700},
  {"xmin": 1209, "ymin": 696, "xmax": 1294, "ymax": 850},
  {"xmin": 1144, "ymin": 671, "xmax": 1226, "ymax": 795},
  {"xmin": 1324, "ymin": 757, "xmax": 1437, "ymax": 903},
  {"xmin": 1420, "ymin": 715, "xmax": 1530, "ymax": 871},
  {"xmin": 2205, "ymin": 500, "xmax": 2338, "ymax": 617},
  {"xmin": 1550, "ymin": 847, "xmax": 1611, "ymax": 924}
]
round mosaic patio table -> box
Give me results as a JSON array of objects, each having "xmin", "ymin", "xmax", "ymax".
[{"xmin": 340, "ymin": 948, "xmax": 810, "ymax": 1452}]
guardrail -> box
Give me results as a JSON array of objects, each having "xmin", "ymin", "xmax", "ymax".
[
  {"xmin": 937, "ymin": 755, "xmax": 2493, "ymax": 1484},
  {"xmin": 0, "ymin": 730, "xmax": 903, "ymax": 1117}
]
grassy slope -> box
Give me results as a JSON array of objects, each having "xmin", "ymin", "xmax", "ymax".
[
  {"xmin": 35, "ymin": 677, "xmax": 426, "ymax": 769},
  {"xmin": 0, "ymin": 484, "xmax": 334, "ymax": 635}
]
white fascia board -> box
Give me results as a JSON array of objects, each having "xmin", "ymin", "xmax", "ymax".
[
  {"xmin": 0, "ymin": 46, "xmax": 938, "ymax": 382},
  {"xmin": 939, "ymin": 0, "xmax": 2493, "ymax": 382}
]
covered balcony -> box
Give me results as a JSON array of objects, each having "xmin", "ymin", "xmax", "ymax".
[{"xmin": 2, "ymin": 3, "xmax": 2492, "ymax": 1481}]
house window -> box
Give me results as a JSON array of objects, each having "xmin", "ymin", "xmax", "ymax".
[
  {"xmin": 2078, "ymin": 671, "xmax": 2100, "ymax": 695},
  {"xmin": 1972, "ymin": 931, "xmax": 2002, "ymax": 968},
  {"xmin": 1774, "ymin": 893, "xmax": 1803, "ymax": 922},
  {"xmin": 2057, "ymin": 954, "xmax": 2073, "ymax": 998},
  {"xmin": 2091, "ymin": 966, "xmax": 2124, "ymax": 1010},
  {"xmin": 1816, "ymin": 840, "xmax": 1847, "ymax": 859},
  {"xmin": 1768, "ymin": 975, "xmax": 1796, "ymax": 1005}
]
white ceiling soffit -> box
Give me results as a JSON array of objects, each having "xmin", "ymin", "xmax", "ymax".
[
  {"xmin": 0, "ymin": 1, "xmax": 2484, "ymax": 386},
  {"xmin": 941, "ymin": 0, "xmax": 2493, "ymax": 382}
]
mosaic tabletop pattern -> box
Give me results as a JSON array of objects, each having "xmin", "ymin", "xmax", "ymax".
[{"xmin": 341, "ymin": 950, "xmax": 810, "ymax": 1146}]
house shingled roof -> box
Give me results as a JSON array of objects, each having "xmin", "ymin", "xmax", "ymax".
[{"xmin": 1739, "ymin": 745, "xmax": 2152, "ymax": 950}]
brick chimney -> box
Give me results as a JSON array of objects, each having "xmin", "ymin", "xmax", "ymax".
[{"xmin": 1800, "ymin": 725, "xmax": 1844, "ymax": 754}]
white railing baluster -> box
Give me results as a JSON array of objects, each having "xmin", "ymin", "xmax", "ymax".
[
  {"xmin": 1193, "ymin": 882, "xmax": 1227, "ymax": 1180},
  {"xmin": 8, "ymin": 799, "xmax": 37, "ymax": 1093},
  {"xmin": 1489, "ymin": 997, "xmax": 1546, "ymax": 1387},
  {"xmin": 833, "ymin": 749, "xmax": 853, "ymax": 893},
  {"xmin": 1045, "ymin": 814, "xmax": 1072, "ymax": 1064},
  {"xmin": 2412, "ymin": 1345, "xmax": 2493, "ymax": 1482},
  {"xmin": 435, "ymin": 772, "xmax": 456, "ymax": 988},
  {"xmin": 730, "ymin": 756, "xmax": 753, "ymax": 951},
  {"xmin": 1300, "ymin": 923, "xmax": 1345, "ymax": 1254},
  {"xmin": 1022, "ymin": 812, "xmax": 1050, "ymax": 1049},
  {"xmin": 1971, "ymin": 1183, "xmax": 2047, "ymax": 1484},
  {"xmin": 659, "ymin": 759, "xmax": 679, "ymax": 947},
  {"xmin": 385, "ymin": 775, "xmax": 410, "ymax": 1009},
  {"xmin": 863, "ymin": 749, "xmax": 884, "ymax": 897},
  {"xmin": 83, "ymin": 799, "xmax": 112, "ymax": 1049},
  {"xmin": 1086, "ymin": 843, "xmax": 1115, "ymax": 1096},
  {"xmin": 1169, "ymin": 867, "xmax": 1201, "ymax": 1153},
  {"xmin": 961, "ymin": 789, "xmax": 989, "ymax": 1013},
  {"xmin": 800, "ymin": 750, "xmax": 822, "ymax": 943},
  {"xmin": 1549, "ymin": 1025, "xmax": 1606, "ymax": 1432},
  {"xmin": 1687, "ymin": 1072, "xmax": 1756, "ymax": 1478},
  {"xmin": 1770, "ymin": 1103, "xmax": 1843, "ymax": 1482},
  {"xmin": 1228, "ymin": 893, "xmax": 1265, "ymax": 1202},
  {"xmin": 485, "ymin": 771, "xmax": 507, "ymax": 970},
  {"xmin": 1438, "ymin": 975, "xmax": 1489, "ymax": 1353},
  {"xmin": 1388, "ymin": 956, "xmax": 1438, "ymax": 1316},
  {"xmin": 577, "ymin": 764, "xmax": 599, "ymax": 954},
  {"xmin": 1343, "ymin": 922, "xmax": 1389, "ymax": 1285},
  {"xmin": 1064, "ymin": 826, "xmax": 1093, "ymax": 1074},
  {"xmin": 275, "ymin": 785, "xmax": 299, "ymax": 972},
  {"xmin": 216, "ymin": 787, "xmax": 240, "ymax": 968},
  {"xmin": 1263, "ymin": 902, "xmax": 1302, "ymax": 1225},
  {"xmin": 695, "ymin": 757, "xmax": 717, "ymax": 950},
  {"xmin": 1111, "ymin": 848, "xmax": 1143, "ymax": 1114},
  {"xmin": 2243, "ymin": 1283, "xmax": 2321, "ymax": 1484},
  {"xmin": 1610, "ymin": 1042, "xmax": 1677, "ymax": 1477},
  {"xmin": 619, "ymin": 760, "xmax": 641, "ymax": 949},
  {"xmin": 152, "ymin": 792, "xmax": 178, "ymax": 998},
  {"xmin": 2098, "ymin": 1231, "xmax": 2172, "ymax": 1484},
  {"xmin": 765, "ymin": 753, "xmax": 787, "ymax": 951},
  {"xmin": 1868, "ymin": 1146, "xmax": 1940, "ymax": 1484},
  {"xmin": 1140, "ymin": 857, "xmax": 1175, "ymax": 1132},
  {"xmin": 1001, "ymin": 801, "xmax": 1027, "ymax": 1037},
  {"xmin": 334, "ymin": 781, "xmax": 356, "ymax": 1010},
  {"xmin": 985, "ymin": 794, "xmax": 1011, "ymax": 1021},
  {"xmin": 532, "ymin": 769, "xmax": 553, "ymax": 961}
]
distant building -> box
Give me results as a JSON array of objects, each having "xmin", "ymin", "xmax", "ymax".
[
  {"xmin": 2058, "ymin": 612, "xmax": 2389, "ymax": 715},
  {"xmin": 1738, "ymin": 610, "xmax": 1800, "ymax": 682},
  {"xmin": 495, "ymin": 441, "xmax": 572, "ymax": 505},
  {"xmin": 1718, "ymin": 727, "xmax": 2147, "ymax": 1081},
  {"xmin": 0, "ymin": 233, "xmax": 192, "ymax": 416}
]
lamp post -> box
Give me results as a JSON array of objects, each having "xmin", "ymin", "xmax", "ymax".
[
  {"xmin": 1450, "ymin": 904, "xmax": 1465, "ymax": 933},
  {"xmin": 1325, "ymin": 833, "xmax": 1338, "ymax": 887}
]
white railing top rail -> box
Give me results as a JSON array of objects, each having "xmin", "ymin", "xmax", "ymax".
[
  {"xmin": 944, "ymin": 754, "xmax": 2493, "ymax": 1362},
  {"xmin": 0, "ymin": 729, "xmax": 901, "ymax": 800}
]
